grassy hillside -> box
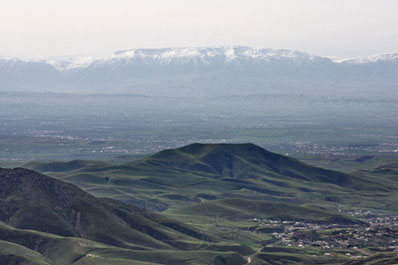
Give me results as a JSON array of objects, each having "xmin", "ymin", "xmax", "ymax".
[
  {"xmin": 0, "ymin": 168, "xmax": 216, "ymax": 250},
  {"xmin": 172, "ymin": 198, "xmax": 358, "ymax": 224},
  {"xmin": 4, "ymin": 143, "xmax": 398, "ymax": 264},
  {"xmin": 26, "ymin": 143, "xmax": 397, "ymax": 215},
  {"xmin": 130, "ymin": 143, "xmax": 353, "ymax": 185},
  {"xmin": 0, "ymin": 221, "xmax": 247, "ymax": 265},
  {"xmin": 0, "ymin": 167, "xmax": 260, "ymax": 265}
]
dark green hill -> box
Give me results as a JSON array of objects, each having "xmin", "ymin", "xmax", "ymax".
[
  {"xmin": 129, "ymin": 143, "xmax": 354, "ymax": 186},
  {"xmin": 25, "ymin": 143, "xmax": 394, "ymax": 214},
  {"xmin": 0, "ymin": 167, "xmax": 255, "ymax": 265},
  {"xmin": 0, "ymin": 168, "xmax": 212, "ymax": 250}
]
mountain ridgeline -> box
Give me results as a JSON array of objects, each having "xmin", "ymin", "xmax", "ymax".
[
  {"xmin": 1, "ymin": 47, "xmax": 397, "ymax": 98},
  {"xmin": 132, "ymin": 143, "xmax": 352, "ymax": 185}
]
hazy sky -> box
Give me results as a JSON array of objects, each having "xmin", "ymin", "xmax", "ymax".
[{"xmin": 1, "ymin": 0, "xmax": 397, "ymax": 59}]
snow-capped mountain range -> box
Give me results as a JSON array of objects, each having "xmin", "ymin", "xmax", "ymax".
[
  {"xmin": 335, "ymin": 53, "xmax": 398, "ymax": 64},
  {"xmin": 0, "ymin": 46, "xmax": 397, "ymax": 97},
  {"xmin": 50, "ymin": 47, "xmax": 323, "ymax": 70},
  {"xmin": 43, "ymin": 47, "xmax": 398, "ymax": 70}
]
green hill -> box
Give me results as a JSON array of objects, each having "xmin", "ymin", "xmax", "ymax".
[
  {"xmin": 26, "ymin": 143, "xmax": 395, "ymax": 214},
  {"xmin": 0, "ymin": 167, "xmax": 255, "ymax": 265},
  {"xmin": 0, "ymin": 167, "xmax": 218, "ymax": 249},
  {"xmin": 0, "ymin": 221, "xmax": 246, "ymax": 265},
  {"xmin": 130, "ymin": 143, "xmax": 353, "ymax": 185}
]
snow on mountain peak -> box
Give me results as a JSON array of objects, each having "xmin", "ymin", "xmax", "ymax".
[
  {"xmin": 46, "ymin": 56, "xmax": 95, "ymax": 71},
  {"xmin": 335, "ymin": 53, "xmax": 398, "ymax": 64},
  {"xmin": 108, "ymin": 46, "xmax": 318, "ymax": 66},
  {"xmin": 5, "ymin": 47, "xmax": 397, "ymax": 72}
]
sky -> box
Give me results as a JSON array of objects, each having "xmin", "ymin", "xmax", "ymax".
[{"xmin": 0, "ymin": 0, "xmax": 397, "ymax": 59}]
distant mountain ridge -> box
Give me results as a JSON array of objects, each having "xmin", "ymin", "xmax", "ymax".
[
  {"xmin": 1, "ymin": 46, "xmax": 397, "ymax": 97},
  {"xmin": 6, "ymin": 47, "xmax": 398, "ymax": 70},
  {"xmin": 56, "ymin": 47, "xmax": 324, "ymax": 70}
]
